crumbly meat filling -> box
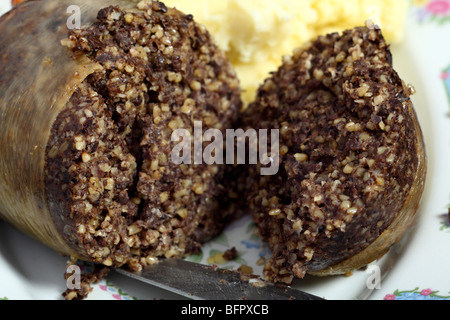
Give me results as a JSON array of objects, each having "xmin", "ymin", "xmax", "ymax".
[
  {"xmin": 45, "ymin": 2, "xmax": 241, "ymax": 272},
  {"xmin": 242, "ymin": 24, "xmax": 418, "ymax": 283}
]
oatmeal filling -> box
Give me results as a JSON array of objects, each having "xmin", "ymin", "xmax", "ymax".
[
  {"xmin": 242, "ymin": 23, "xmax": 419, "ymax": 283},
  {"xmin": 45, "ymin": 2, "xmax": 241, "ymax": 271}
]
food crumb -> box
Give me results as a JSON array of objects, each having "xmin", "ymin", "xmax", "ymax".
[
  {"xmin": 207, "ymin": 252, "xmax": 228, "ymax": 265},
  {"xmin": 223, "ymin": 247, "xmax": 238, "ymax": 261},
  {"xmin": 237, "ymin": 264, "xmax": 253, "ymax": 275},
  {"xmin": 256, "ymin": 256, "xmax": 266, "ymax": 266},
  {"xmin": 207, "ymin": 247, "xmax": 238, "ymax": 265},
  {"xmin": 249, "ymin": 278, "xmax": 267, "ymax": 288}
]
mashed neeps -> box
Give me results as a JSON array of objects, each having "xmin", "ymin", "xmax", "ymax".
[{"xmin": 163, "ymin": 0, "xmax": 408, "ymax": 104}]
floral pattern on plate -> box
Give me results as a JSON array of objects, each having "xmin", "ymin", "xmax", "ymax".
[
  {"xmin": 442, "ymin": 65, "xmax": 450, "ymax": 106},
  {"xmin": 98, "ymin": 280, "xmax": 137, "ymax": 300},
  {"xmin": 184, "ymin": 215, "xmax": 270, "ymax": 275},
  {"xmin": 411, "ymin": 0, "xmax": 450, "ymax": 24},
  {"xmin": 384, "ymin": 288, "xmax": 450, "ymax": 300}
]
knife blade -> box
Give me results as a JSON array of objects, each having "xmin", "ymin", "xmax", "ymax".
[{"xmin": 114, "ymin": 259, "xmax": 324, "ymax": 300}]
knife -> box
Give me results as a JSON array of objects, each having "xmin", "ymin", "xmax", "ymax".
[{"xmin": 114, "ymin": 258, "xmax": 324, "ymax": 300}]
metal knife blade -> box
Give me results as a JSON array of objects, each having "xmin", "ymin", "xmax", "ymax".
[{"xmin": 114, "ymin": 259, "xmax": 323, "ymax": 300}]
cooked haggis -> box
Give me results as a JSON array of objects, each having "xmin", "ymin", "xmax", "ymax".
[
  {"xmin": 0, "ymin": 0, "xmax": 240, "ymax": 295},
  {"xmin": 47, "ymin": 2, "xmax": 241, "ymax": 270},
  {"xmin": 241, "ymin": 23, "xmax": 426, "ymax": 283}
]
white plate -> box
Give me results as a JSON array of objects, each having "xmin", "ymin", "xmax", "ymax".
[{"xmin": 0, "ymin": 0, "xmax": 449, "ymax": 301}]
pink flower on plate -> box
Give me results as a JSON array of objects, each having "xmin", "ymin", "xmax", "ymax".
[
  {"xmin": 426, "ymin": 0, "xmax": 450, "ymax": 15},
  {"xmin": 421, "ymin": 289, "xmax": 433, "ymax": 296},
  {"xmin": 384, "ymin": 294, "xmax": 396, "ymax": 300}
]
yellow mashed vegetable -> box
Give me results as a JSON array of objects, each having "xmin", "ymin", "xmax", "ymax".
[{"xmin": 163, "ymin": 0, "xmax": 409, "ymax": 105}]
